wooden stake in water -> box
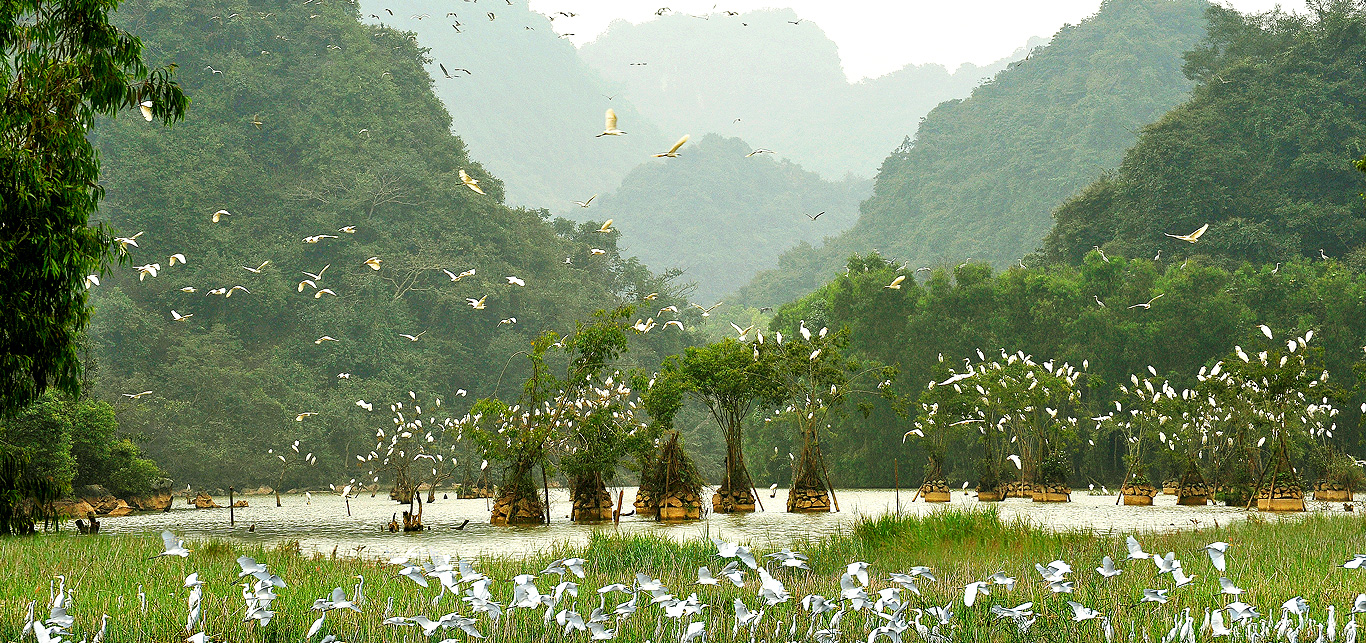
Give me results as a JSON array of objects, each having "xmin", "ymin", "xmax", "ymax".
[{"xmin": 228, "ymin": 487, "xmax": 235, "ymax": 528}]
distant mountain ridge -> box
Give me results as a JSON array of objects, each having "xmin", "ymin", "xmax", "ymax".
[
  {"xmin": 579, "ymin": 8, "xmax": 1036, "ymax": 181},
  {"xmin": 729, "ymin": 0, "xmax": 1210, "ymax": 309},
  {"xmin": 593, "ymin": 134, "xmax": 871, "ymax": 301},
  {"xmin": 357, "ymin": 0, "xmax": 663, "ymax": 210}
]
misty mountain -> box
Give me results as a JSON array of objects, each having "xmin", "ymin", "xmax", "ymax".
[
  {"xmin": 356, "ymin": 0, "xmax": 663, "ymax": 209},
  {"xmin": 592, "ymin": 134, "xmax": 871, "ymax": 302},
  {"xmin": 730, "ymin": 0, "xmax": 1209, "ymax": 309},
  {"xmin": 579, "ymin": 9, "xmax": 1036, "ymax": 180}
]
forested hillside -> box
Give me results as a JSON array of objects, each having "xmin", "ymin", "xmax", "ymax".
[
  {"xmin": 730, "ymin": 0, "xmax": 1208, "ymax": 309},
  {"xmin": 579, "ymin": 8, "xmax": 1028, "ymax": 180},
  {"xmin": 762, "ymin": 252, "xmax": 1366, "ymax": 488},
  {"xmin": 595, "ymin": 135, "xmax": 871, "ymax": 301},
  {"xmin": 89, "ymin": 0, "xmax": 695, "ymax": 488},
  {"xmin": 354, "ymin": 0, "xmax": 663, "ymax": 209},
  {"xmin": 1040, "ymin": 2, "xmax": 1366, "ymax": 266}
]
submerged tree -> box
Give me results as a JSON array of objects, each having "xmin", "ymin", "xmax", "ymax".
[
  {"xmin": 0, "ymin": 0, "xmax": 186, "ymax": 414},
  {"xmin": 770, "ymin": 323, "xmax": 895, "ymax": 512},
  {"xmin": 266, "ymin": 440, "xmax": 316, "ymax": 507},
  {"xmin": 466, "ymin": 308, "xmax": 643, "ymax": 524},
  {"xmin": 666, "ymin": 338, "xmax": 783, "ymax": 513},
  {"xmin": 363, "ymin": 392, "xmax": 454, "ymax": 504}
]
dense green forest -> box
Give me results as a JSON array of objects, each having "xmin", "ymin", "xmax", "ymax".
[
  {"xmin": 579, "ymin": 8, "xmax": 1029, "ymax": 181},
  {"xmin": 353, "ymin": 0, "xmax": 664, "ymax": 210},
  {"xmin": 596, "ymin": 134, "xmax": 870, "ymax": 301},
  {"xmin": 83, "ymin": 0, "xmax": 696, "ymax": 489},
  {"xmin": 763, "ymin": 251, "xmax": 1366, "ymax": 489},
  {"xmin": 1040, "ymin": 2, "xmax": 1366, "ymax": 267},
  {"xmin": 730, "ymin": 0, "xmax": 1209, "ymax": 310}
]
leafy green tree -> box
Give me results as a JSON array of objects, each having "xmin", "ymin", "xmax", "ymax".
[
  {"xmin": 665, "ymin": 337, "xmax": 783, "ymax": 512},
  {"xmin": 768, "ymin": 324, "xmax": 895, "ymax": 511},
  {"xmin": 1042, "ymin": 1, "xmax": 1366, "ymax": 267},
  {"xmin": 0, "ymin": 0, "xmax": 186, "ymax": 414}
]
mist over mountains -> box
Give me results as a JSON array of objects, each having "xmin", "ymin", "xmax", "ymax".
[{"xmin": 580, "ymin": 9, "xmax": 1039, "ymax": 180}]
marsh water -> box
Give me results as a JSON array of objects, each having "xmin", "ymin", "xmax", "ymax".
[{"xmin": 93, "ymin": 487, "xmax": 1346, "ymax": 560}]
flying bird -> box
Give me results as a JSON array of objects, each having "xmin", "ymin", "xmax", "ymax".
[
  {"xmin": 139, "ymin": 100, "xmax": 154, "ymax": 121},
  {"xmin": 506, "ymin": 276, "xmax": 525, "ymax": 286},
  {"xmin": 573, "ymin": 195, "xmax": 597, "ymax": 208},
  {"xmin": 597, "ymin": 109, "xmax": 625, "ymax": 137},
  {"xmin": 364, "ymin": 257, "xmax": 382, "ymax": 270},
  {"xmin": 885, "ymin": 275, "xmax": 906, "ymax": 290},
  {"xmin": 170, "ymin": 310, "xmax": 193, "ymax": 322},
  {"xmin": 399, "ymin": 331, "xmax": 425, "ymax": 341},
  {"xmin": 122, "ymin": 391, "xmax": 154, "ymax": 399},
  {"xmin": 653, "ymin": 135, "xmax": 689, "ymax": 158},
  {"xmin": 459, "ymin": 169, "xmax": 484, "ymax": 194},
  {"xmin": 212, "ymin": 209, "xmax": 231, "ymax": 222},
  {"xmin": 1165, "ymin": 223, "xmax": 1209, "ymax": 243},
  {"xmin": 596, "ymin": 219, "xmax": 614, "ymax": 233},
  {"xmin": 1128, "ymin": 294, "xmax": 1164, "ymax": 309},
  {"xmin": 242, "ymin": 260, "xmax": 270, "ymax": 274},
  {"xmin": 746, "ymin": 148, "xmax": 774, "ymax": 157},
  {"xmin": 466, "ymin": 296, "xmax": 487, "ymax": 309}
]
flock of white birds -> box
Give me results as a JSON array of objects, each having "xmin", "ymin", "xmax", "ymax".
[{"xmin": 21, "ymin": 529, "xmax": 1366, "ymax": 643}]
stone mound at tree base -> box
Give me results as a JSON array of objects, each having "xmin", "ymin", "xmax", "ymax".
[
  {"xmin": 1001, "ymin": 481, "xmax": 1033, "ymax": 498},
  {"xmin": 633, "ymin": 489, "xmax": 659, "ymax": 517},
  {"xmin": 457, "ymin": 483, "xmax": 495, "ymax": 499},
  {"xmin": 1031, "ymin": 482, "xmax": 1071, "ymax": 503},
  {"xmin": 976, "ymin": 489, "xmax": 1004, "ymax": 502},
  {"xmin": 918, "ymin": 479, "xmax": 950, "ymax": 503},
  {"xmin": 712, "ymin": 489, "xmax": 756, "ymax": 514},
  {"xmin": 788, "ymin": 486, "xmax": 831, "ymax": 512},
  {"xmin": 659, "ymin": 490, "xmax": 701, "ymax": 521},
  {"xmin": 1257, "ymin": 486, "xmax": 1305, "ymax": 512},
  {"xmin": 571, "ymin": 487, "xmax": 615, "ymax": 522},
  {"xmin": 490, "ymin": 493, "xmax": 544, "ymax": 525},
  {"xmin": 1121, "ymin": 483, "xmax": 1158, "ymax": 506},
  {"xmin": 1314, "ymin": 482, "xmax": 1352, "ymax": 502},
  {"xmin": 1162, "ymin": 480, "xmax": 1179, "ymax": 495}
]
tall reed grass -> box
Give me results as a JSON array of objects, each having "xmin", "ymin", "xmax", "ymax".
[{"xmin": 0, "ymin": 508, "xmax": 1358, "ymax": 642}]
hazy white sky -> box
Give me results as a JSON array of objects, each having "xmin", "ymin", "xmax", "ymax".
[{"xmin": 527, "ymin": 0, "xmax": 1305, "ymax": 80}]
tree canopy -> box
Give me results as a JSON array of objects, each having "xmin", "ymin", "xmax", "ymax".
[
  {"xmin": 1041, "ymin": 1, "xmax": 1366, "ymax": 267},
  {"xmin": 0, "ymin": 0, "xmax": 186, "ymax": 415}
]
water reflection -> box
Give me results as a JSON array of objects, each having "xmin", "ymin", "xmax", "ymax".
[{"xmin": 90, "ymin": 487, "xmax": 1341, "ymax": 559}]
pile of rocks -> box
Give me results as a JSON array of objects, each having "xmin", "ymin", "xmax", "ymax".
[
  {"xmin": 1002, "ymin": 481, "xmax": 1033, "ymax": 498},
  {"xmin": 787, "ymin": 486, "xmax": 831, "ymax": 512},
  {"xmin": 917, "ymin": 479, "xmax": 950, "ymax": 503},
  {"xmin": 54, "ymin": 482, "xmax": 172, "ymax": 519},
  {"xmin": 1313, "ymin": 481, "xmax": 1353, "ymax": 502},
  {"xmin": 1031, "ymin": 482, "xmax": 1070, "ymax": 503},
  {"xmin": 711, "ymin": 488, "xmax": 756, "ymax": 513},
  {"xmin": 658, "ymin": 490, "xmax": 701, "ymax": 521},
  {"xmin": 570, "ymin": 488, "xmax": 615, "ymax": 522},
  {"xmin": 976, "ymin": 486, "xmax": 1005, "ymax": 502},
  {"xmin": 1256, "ymin": 484, "xmax": 1305, "ymax": 512},
  {"xmin": 1121, "ymin": 483, "xmax": 1158, "ymax": 506},
  {"xmin": 192, "ymin": 492, "xmax": 221, "ymax": 509},
  {"xmin": 490, "ymin": 493, "xmax": 544, "ymax": 525},
  {"xmin": 457, "ymin": 482, "xmax": 495, "ymax": 499},
  {"xmin": 1161, "ymin": 480, "xmax": 1179, "ymax": 495},
  {"xmin": 633, "ymin": 488, "xmax": 659, "ymax": 517},
  {"xmin": 1177, "ymin": 484, "xmax": 1213, "ymax": 506}
]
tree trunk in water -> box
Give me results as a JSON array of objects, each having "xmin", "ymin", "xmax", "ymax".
[
  {"xmin": 570, "ymin": 471, "xmax": 614, "ymax": 522},
  {"xmin": 788, "ymin": 425, "xmax": 831, "ymax": 512},
  {"xmin": 713, "ymin": 415, "xmax": 756, "ymax": 513},
  {"xmin": 490, "ymin": 459, "xmax": 544, "ymax": 525}
]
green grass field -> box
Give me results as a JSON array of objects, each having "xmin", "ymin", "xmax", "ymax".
[{"xmin": 1, "ymin": 508, "xmax": 1363, "ymax": 642}]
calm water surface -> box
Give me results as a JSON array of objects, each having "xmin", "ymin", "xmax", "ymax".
[{"xmin": 93, "ymin": 487, "xmax": 1344, "ymax": 560}]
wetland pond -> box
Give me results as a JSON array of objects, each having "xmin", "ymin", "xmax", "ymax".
[{"xmin": 91, "ymin": 487, "xmax": 1346, "ymax": 559}]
